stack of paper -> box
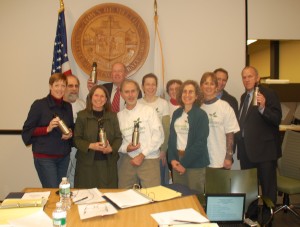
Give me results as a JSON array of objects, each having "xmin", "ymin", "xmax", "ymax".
[
  {"xmin": 8, "ymin": 210, "xmax": 52, "ymax": 227},
  {"xmin": 72, "ymin": 188, "xmax": 105, "ymax": 205},
  {"xmin": 77, "ymin": 202, "xmax": 118, "ymax": 220},
  {"xmin": 151, "ymin": 208, "xmax": 210, "ymax": 226},
  {"xmin": 0, "ymin": 191, "xmax": 50, "ymax": 225}
]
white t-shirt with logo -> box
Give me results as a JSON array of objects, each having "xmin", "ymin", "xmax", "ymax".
[
  {"xmin": 201, "ymin": 99, "xmax": 240, "ymax": 168},
  {"xmin": 174, "ymin": 111, "xmax": 189, "ymax": 151},
  {"xmin": 138, "ymin": 97, "xmax": 169, "ymax": 121}
]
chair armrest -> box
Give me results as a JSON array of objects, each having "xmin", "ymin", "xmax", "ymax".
[{"xmin": 259, "ymin": 195, "xmax": 275, "ymax": 209}]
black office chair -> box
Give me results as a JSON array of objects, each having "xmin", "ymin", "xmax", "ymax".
[
  {"xmin": 275, "ymin": 130, "xmax": 300, "ymax": 218},
  {"xmin": 204, "ymin": 168, "xmax": 274, "ymax": 226}
]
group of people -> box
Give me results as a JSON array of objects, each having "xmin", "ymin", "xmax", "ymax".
[{"xmin": 22, "ymin": 63, "xmax": 282, "ymax": 208}]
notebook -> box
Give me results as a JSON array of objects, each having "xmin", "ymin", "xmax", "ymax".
[{"xmin": 205, "ymin": 193, "xmax": 246, "ymax": 226}]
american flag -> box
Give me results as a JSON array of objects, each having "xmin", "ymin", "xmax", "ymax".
[{"xmin": 51, "ymin": 9, "xmax": 72, "ymax": 75}]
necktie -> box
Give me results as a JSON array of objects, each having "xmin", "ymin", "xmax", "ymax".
[
  {"xmin": 111, "ymin": 87, "xmax": 120, "ymax": 112},
  {"xmin": 239, "ymin": 94, "xmax": 250, "ymax": 127}
]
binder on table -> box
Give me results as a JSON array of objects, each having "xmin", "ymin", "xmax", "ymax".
[
  {"xmin": 0, "ymin": 198, "xmax": 46, "ymax": 209},
  {"xmin": 103, "ymin": 185, "xmax": 182, "ymax": 209}
]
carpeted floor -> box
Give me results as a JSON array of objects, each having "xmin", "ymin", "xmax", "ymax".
[{"xmin": 272, "ymin": 194, "xmax": 300, "ymax": 227}]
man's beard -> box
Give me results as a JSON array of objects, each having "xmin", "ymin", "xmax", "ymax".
[{"xmin": 68, "ymin": 93, "xmax": 78, "ymax": 103}]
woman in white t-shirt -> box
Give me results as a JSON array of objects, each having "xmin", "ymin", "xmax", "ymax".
[
  {"xmin": 138, "ymin": 73, "xmax": 170, "ymax": 185},
  {"xmin": 200, "ymin": 72, "xmax": 240, "ymax": 169}
]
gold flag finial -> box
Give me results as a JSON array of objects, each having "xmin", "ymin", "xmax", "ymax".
[
  {"xmin": 154, "ymin": 0, "xmax": 158, "ymax": 16},
  {"xmin": 59, "ymin": 0, "xmax": 64, "ymax": 12}
]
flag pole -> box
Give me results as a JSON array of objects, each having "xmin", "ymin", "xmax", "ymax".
[
  {"xmin": 154, "ymin": 0, "xmax": 165, "ymax": 97},
  {"xmin": 59, "ymin": 0, "xmax": 64, "ymax": 13}
]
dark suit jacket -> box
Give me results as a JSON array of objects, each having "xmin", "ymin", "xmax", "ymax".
[
  {"xmin": 237, "ymin": 85, "xmax": 282, "ymax": 163},
  {"xmin": 103, "ymin": 82, "xmax": 142, "ymax": 99},
  {"xmin": 221, "ymin": 90, "xmax": 238, "ymax": 118}
]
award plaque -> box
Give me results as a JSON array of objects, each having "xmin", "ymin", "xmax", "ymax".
[{"xmin": 71, "ymin": 3, "xmax": 150, "ymax": 81}]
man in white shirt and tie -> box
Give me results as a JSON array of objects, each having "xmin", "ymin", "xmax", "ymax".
[{"xmin": 87, "ymin": 62, "xmax": 142, "ymax": 112}]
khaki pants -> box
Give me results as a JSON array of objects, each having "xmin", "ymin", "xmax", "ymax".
[
  {"xmin": 172, "ymin": 167, "xmax": 206, "ymax": 193},
  {"xmin": 118, "ymin": 154, "xmax": 160, "ymax": 189}
]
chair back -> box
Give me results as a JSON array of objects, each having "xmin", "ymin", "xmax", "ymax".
[
  {"xmin": 205, "ymin": 168, "xmax": 258, "ymax": 211},
  {"xmin": 278, "ymin": 130, "xmax": 300, "ymax": 180}
]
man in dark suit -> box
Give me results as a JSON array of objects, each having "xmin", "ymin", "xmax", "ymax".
[
  {"xmin": 214, "ymin": 68, "xmax": 238, "ymax": 117},
  {"xmin": 87, "ymin": 62, "xmax": 142, "ymax": 112},
  {"xmin": 237, "ymin": 66, "xmax": 282, "ymax": 207}
]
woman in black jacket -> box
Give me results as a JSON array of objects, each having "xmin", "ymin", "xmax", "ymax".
[{"xmin": 22, "ymin": 73, "xmax": 73, "ymax": 188}]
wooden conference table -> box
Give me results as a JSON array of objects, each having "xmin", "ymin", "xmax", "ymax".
[{"xmin": 24, "ymin": 188, "xmax": 206, "ymax": 227}]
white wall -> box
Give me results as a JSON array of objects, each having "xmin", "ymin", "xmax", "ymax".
[
  {"xmin": 248, "ymin": 0, "xmax": 300, "ymax": 40},
  {"xmin": 0, "ymin": 0, "xmax": 248, "ymax": 199}
]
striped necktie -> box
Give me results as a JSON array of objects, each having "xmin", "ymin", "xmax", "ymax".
[{"xmin": 111, "ymin": 87, "xmax": 120, "ymax": 112}]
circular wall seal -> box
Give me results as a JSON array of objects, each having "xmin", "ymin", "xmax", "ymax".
[{"xmin": 71, "ymin": 3, "xmax": 150, "ymax": 82}]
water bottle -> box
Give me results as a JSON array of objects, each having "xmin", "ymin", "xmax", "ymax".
[
  {"xmin": 252, "ymin": 83, "xmax": 259, "ymax": 106},
  {"xmin": 90, "ymin": 62, "xmax": 97, "ymax": 84},
  {"xmin": 132, "ymin": 121, "xmax": 139, "ymax": 146},
  {"xmin": 52, "ymin": 202, "xmax": 67, "ymax": 227},
  {"xmin": 59, "ymin": 177, "xmax": 71, "ymax": 210},
  {"xmin": 53, "ymin": 113, "xmax": 70, "ymax": 135},
  {"xmin": 98, "ymin": 119, "xmax": 107, "ymax": 147}
]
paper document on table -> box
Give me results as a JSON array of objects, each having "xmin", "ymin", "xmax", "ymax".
[
  {"xmin": 72, "ymin": 188, "xmax": 104, "ymax": 204},
  {"xmin": 0, "ymin": 206, "xmax": 43, "ymax": 225},
  {"xmin": 151, "ymin": 208, "xmax": 210, "ymax": 225},
  {"xmin": 8, "ymin": 210, "xmax": 52, "ymax": 227},
  {"xmin": 104, "ymin": 189, "xmax": 152, "ymax": 208},
  {"xmin": 139, "ymin": 185, "xmax": 181, "ymax": 201},
  {"xmin": 78, "ymin": 202, "xmax": 118, "ymax": 220},
  {"xmin": 22, "ymin": 191, "xmax": 51, "ymax": 200}
]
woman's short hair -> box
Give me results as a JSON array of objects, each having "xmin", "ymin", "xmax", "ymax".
[
  {"xmin": 49, "ymin": 73, "xmax": 67, "ymax": 86},
  {"xmin": 200, "ymin": 72, "xmax": 218, "ymax": 87},
  {"xmin": 86, "ymin": 85, "xmax": 112, "ymax": 112},
  {"xmin": 177, "ymin": 80, "xmax": 203, "ymax": 107},
  {"xmin": 166, "ymin": 79, "xmax": 183, "ymax": 94}
]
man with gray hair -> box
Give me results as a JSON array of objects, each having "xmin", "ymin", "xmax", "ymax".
[
  {"xmin": 64, "ymin": 74, "xmax": 85, "ymax": 187},
  {"xmin": 117, "ymin": 79, "xmax": 164, "ymax": 188}
]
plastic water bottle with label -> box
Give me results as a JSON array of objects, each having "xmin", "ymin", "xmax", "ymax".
[
  {"xmin": 52, "ymin": 202, "xmax": 67, "ymax": 227},
  {"xmin": 59, "ymin": 177, "xmax": 71, "ymax": 210}
]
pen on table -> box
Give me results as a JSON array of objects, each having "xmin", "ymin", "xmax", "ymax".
[
  {"xmin": 74, "ymin": 196, "xmax": 88, "ymax": 203},
  {"xmin": 173, "ymin": 219, "xmax": 204, "ymax": 224}
]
